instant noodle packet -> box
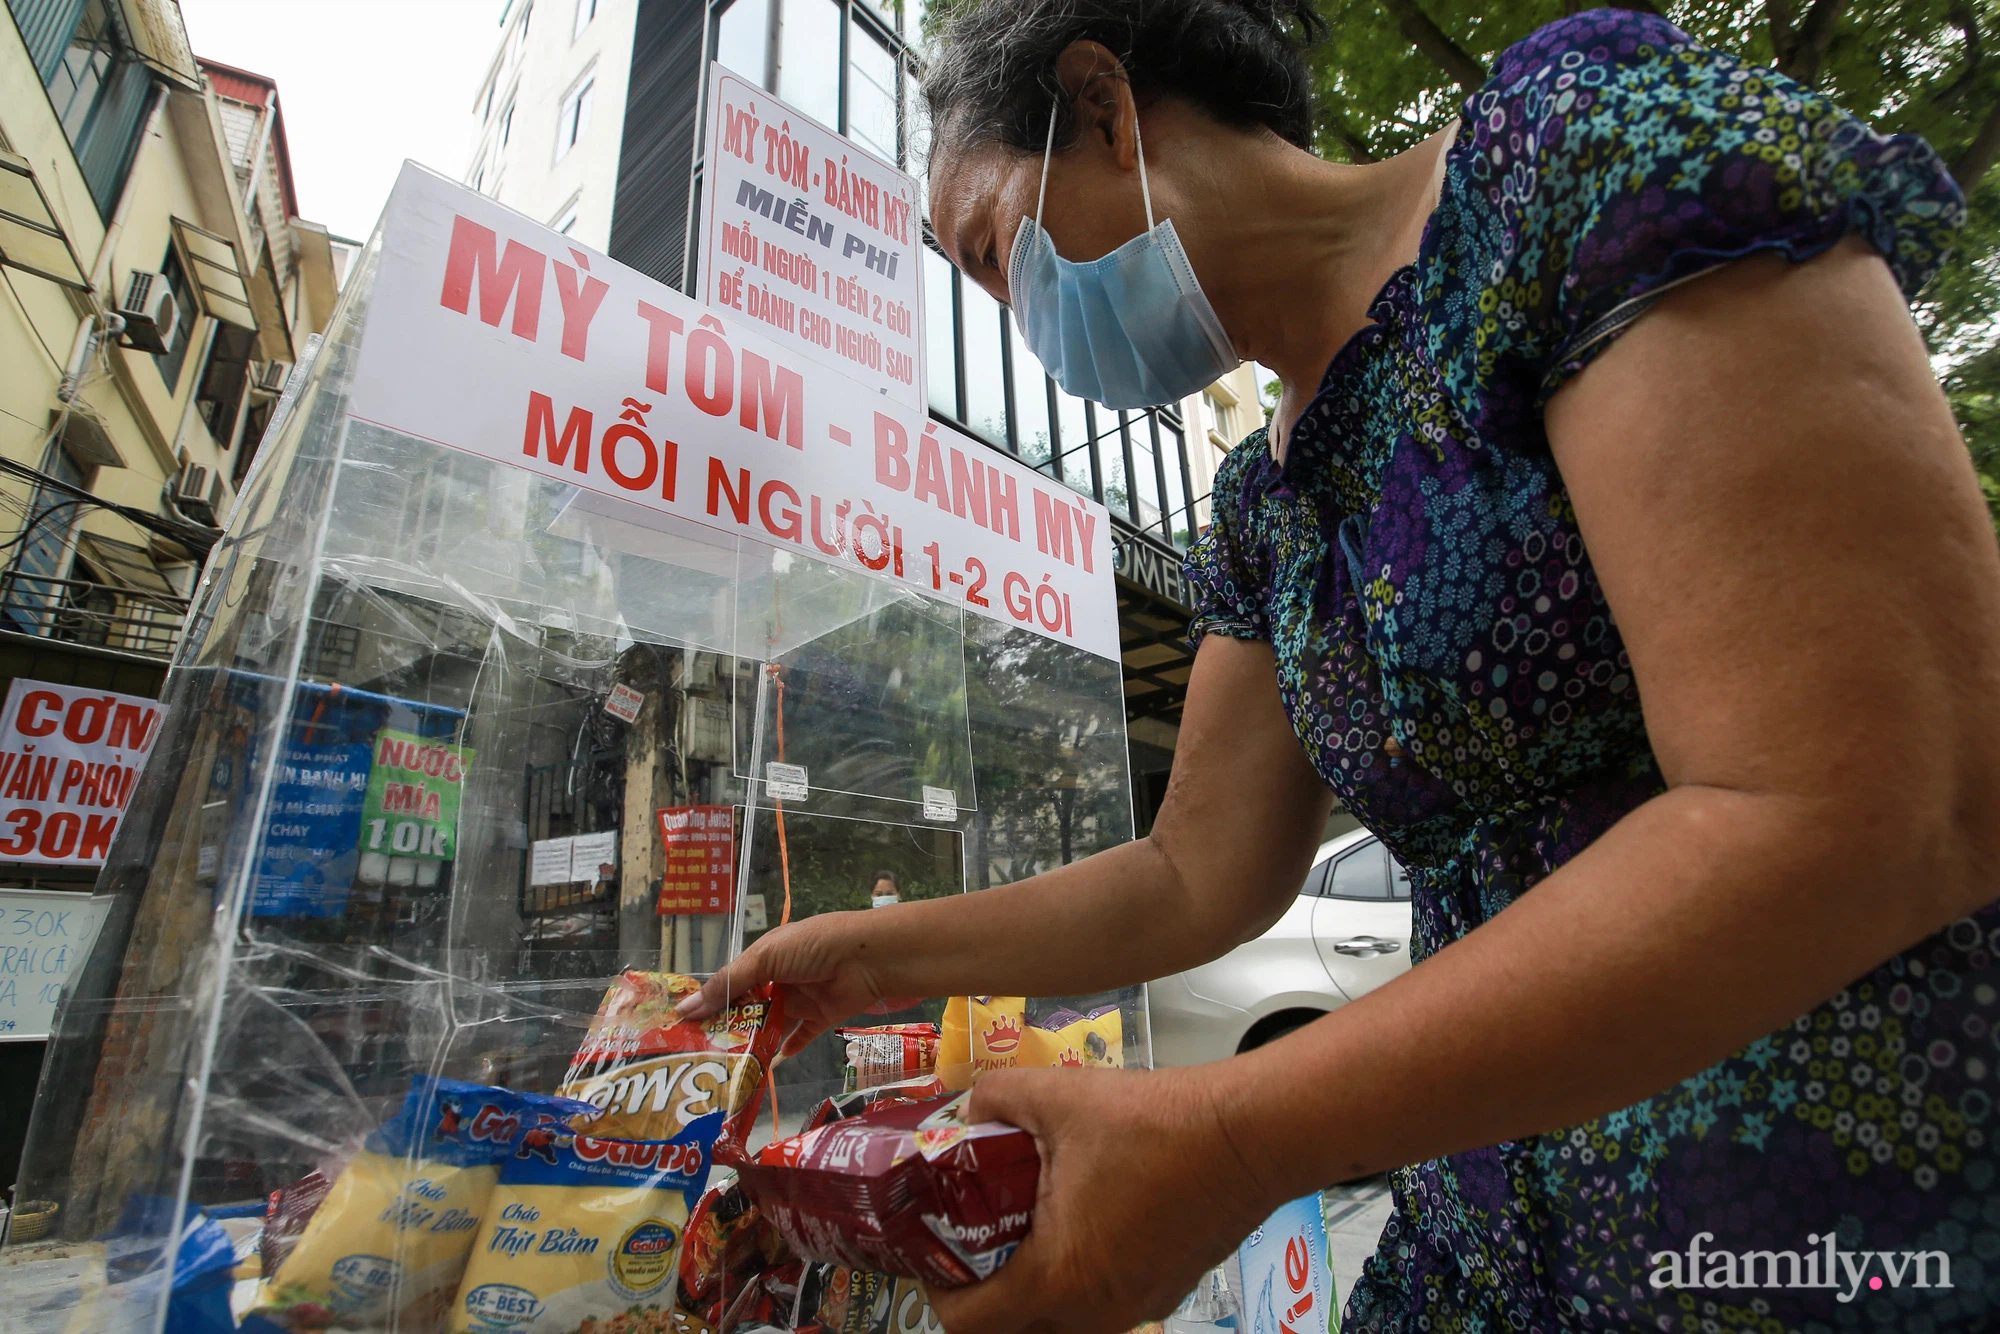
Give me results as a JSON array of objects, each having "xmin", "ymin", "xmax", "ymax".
[
  {"xmin": 445, "ymin": 1111, "xmax": 721, "ymax": 1334},
  {"xmin": 558, "ymin": 972, "xmax": 784, "ymax": 1159},
  {"xmin": 675, "ymin": 1178, "xmax": 792, "ymax": 1325},
  {"xmin": 837, "ymin": 1024, "xmax": 939, "ymax": 1093},
  {"xmin": 734, "ymin": 1091, "xmax": 1038, "ymax": 1288},
  {"xmin": 247, "ymin": 1076, "xmax": 598, "ymax": 1332}
]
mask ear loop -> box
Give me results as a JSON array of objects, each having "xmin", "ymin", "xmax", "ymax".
[
  {"xmin": 1133, "ymin": 108, "xmax": 1155, "ymax": 232},
  {"xmin": 1036, "ymin": 96, "xmax": 1153, "ymax": 231},
  {"xmin": 1036, "ymin": 105, "xmax": 1056, "ymax": 227}
]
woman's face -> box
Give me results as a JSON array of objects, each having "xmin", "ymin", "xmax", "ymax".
[{"xmin": 928, "ymin": 130, "xmax": 1158, "ymax": 311}]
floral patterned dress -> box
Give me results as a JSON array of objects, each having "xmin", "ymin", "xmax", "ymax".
[{"xmin": 1182, "ymin": 10, "xmax": 1986, "ymax": 1332}]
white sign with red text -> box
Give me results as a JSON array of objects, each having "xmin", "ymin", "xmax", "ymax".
[
  {"xmin": 699, "ymin": 66, "xmax": 925, "ymax": 412},
  {"xmin": 346, "ymin": 165, "xmax": 1116, "ymax": 660},
  {"xmin": 0, "ymin": 680, "xmax": 161, "ymax": 865}
]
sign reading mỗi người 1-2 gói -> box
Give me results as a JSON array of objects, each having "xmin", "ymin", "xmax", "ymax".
[
  {"xmin": 360, "ymin": 729, "xmax": 474, "ymax": 861},
  {"xmin": 0, "ymin": 680, "xmax": 160, "ymax": 866},
  {"xmin": 700, "ymin": 66, "xmax": 925, "ymax": 413},
  {"xmin": 343, "ymin": 164, "xmax": 1117, "ymax": 663}
]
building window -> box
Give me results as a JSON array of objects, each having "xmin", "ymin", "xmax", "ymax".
[
  {"xmin": 157, "ymin": 243, "xmax": 200, "ymax": 393},
  {"xmin": 556, "ymin": 72, "xmax": 595, "ymax": 161},
  {"xmin": 502, "ymin": 100, "xmax": 516, "ymax": 146},
  {"xmin": 1129, "ymin": 411, "xmax": 1162, "ymax": 535},
  {"xmin": 960, "ymin": 278, "xmax": 1006, "ymax": 447},
  {"xmin": 715, "ymin": 0, "xmax": 770, "ymax": 86},
  {"xmin": 924, "ymin": 247, "xmax": 957, "ymax": 421},
  {"xmin": 49, "ymin": 3, "xmax": 117, "ymax": 143},
  {"xmin": 573, "ymin": 0, "xmax": 598, "ymax": 40},
  {"xmin": 5, "ymin": 445, "xmax": 90, "ymax": 632},
  {"xmin": 846, "ymin": 17, "xmax": 897, "ymax": 164},
  {"xmin": 553, "ymin": 199, "xmax": 581, "ymax": 235},
  {"xmin": 37, "ymin": 0, "xmax": 153, "ymax": 219},
  {"xmin": 776, "ymin": 0, "xmax": 841, "ymax": 128},
  {"xmin": 1202, "ymin": 390, "xmax": 1234, "ymax": 443},
  {"xmin": 1160, "ymin": 416, "xmax": 1193, "ymax": 547}
]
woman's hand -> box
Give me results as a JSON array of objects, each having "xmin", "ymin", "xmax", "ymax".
[
  {"xmin": 675, "ymin": 911, "xmax": 894, "ymax": 1054},
  {"xmin": 927, "ymin": 1066, "xmax": 1280, "ymax": 1334}
]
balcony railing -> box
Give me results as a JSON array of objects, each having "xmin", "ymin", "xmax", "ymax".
[{"xmin": 0, "ymin": 572, "xmax": 192, "ymax": 662}]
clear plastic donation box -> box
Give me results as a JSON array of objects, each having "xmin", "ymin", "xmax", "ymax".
[{"xmin": 4, "ymin": 164, "xmax": 1141, "ymax": 1332}]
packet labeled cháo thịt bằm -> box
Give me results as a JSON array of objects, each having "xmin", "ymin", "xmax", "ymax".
[
  {"xmin": 446, "ymin": 1111, "xmax": 721, "ymax": 1334},
  {"xmin": 557, "ymin": 972, "xmax": 784, "ymax": 1161},
  {"xmin": 245, "ymin": 1076, "xmax": 599, "ymax": 1332}
]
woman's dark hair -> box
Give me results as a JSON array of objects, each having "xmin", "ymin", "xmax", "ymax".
[
  {"xmin": 871, "ymin": 869, "xmax": 901, "ymax": 890},
  {"xmin": 922, "ymin": 0, "xmax": 1324, "ymax": 160}
]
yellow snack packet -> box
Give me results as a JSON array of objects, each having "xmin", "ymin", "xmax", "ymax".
[
  {"xmin": 250, "ymin": 1077, "xmax": 598, "ymax": 1332},
  {"xmin": 1024, "ymin": 1005, "xmax": 1125, "ymax": 1069},
  {"xmin": 445, "ymin": 1113, "xmax": 720, "ymax": 1334}
]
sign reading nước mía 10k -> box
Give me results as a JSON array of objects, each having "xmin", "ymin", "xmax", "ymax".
[
  {"xmin": 345, "ymin": 165, "xmax": 1117, "ymax": 661},
  {"xmin": 700, "ymin": 66, "xmax": 925, "ymax": 414}
]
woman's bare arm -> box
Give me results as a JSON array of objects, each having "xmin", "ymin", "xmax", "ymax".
[
  {"xmin": 1211, "ymin": 238, "xmax": 2000, "ymax": 1193},
  {"xmin": 679, "ymin": 634, "xmax": 1331, "ymax": 1029},
  {"xmin": 930, "ymin": 237, "xmax": 2000, "ymax": 1334}
]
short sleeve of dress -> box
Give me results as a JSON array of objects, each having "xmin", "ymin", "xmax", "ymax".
[
  {"xmin": 1182, "ymin": 428, "xmax": 1274, "ymax": 649},
  {"xmin": 1462, "ymin": 10, "xmax": 1966, "ymax": 399}
]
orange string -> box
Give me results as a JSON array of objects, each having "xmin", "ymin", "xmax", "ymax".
[
  {"xmin": 302, "ymin": 681, "xmax": 341, "ymax": 743},
  {"xmin": 765, "ymin": 663, "xmax": 793, "ymax": 929}
]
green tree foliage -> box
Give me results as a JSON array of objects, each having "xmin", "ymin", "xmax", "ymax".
[
  {"xmin": 1307, "ymin": 0, "xmax": 2000, "ymax": 522},
  {"xmin": 921, "ymin": 0, "xmax": 2000, "ymax": 516}
]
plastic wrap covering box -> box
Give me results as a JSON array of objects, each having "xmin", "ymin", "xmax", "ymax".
[{"xmin": 1, "ymin": 164, "xmax": 1144, "ymax": 1334}]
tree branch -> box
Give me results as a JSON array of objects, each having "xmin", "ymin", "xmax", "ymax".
[
  {"xmin": 1378, "ymin": 0, "xmax": 1486, "ymax": 92},
  {"xmin": 1324, "ymin": 116, "xmax": 1379, "ymax": 163},
  {"xmin": 1767, "ymin": 0, "xmax": 1798, "ymax": 63},
  {"xmin": 1953, "ymin": 96, "xmax": 2000, "ymax": 188},
  {"xmin": 1774, "ymin": 0, "xmax": 1845, "ymax": 87}
]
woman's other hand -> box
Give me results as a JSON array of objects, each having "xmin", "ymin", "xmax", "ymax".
[
  {"xmin": 927, "ymin": 1066, "xmax": 1280, "ymax": 1334},
  {"xmin": 675, "ymin": 912, "xmax": 891, "ymax": 1054}
]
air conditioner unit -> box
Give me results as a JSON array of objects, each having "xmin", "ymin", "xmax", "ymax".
[
  {"xmin": 173, "ymin": 460, "xmax": 217, "ymax": 525},
  {"xmin": 253, "ymin": 359, "xmax": 292, "ymax": 394},
  {"xmin": 118, "ymin": 271, "xmax": 176, "ymax": 354}
]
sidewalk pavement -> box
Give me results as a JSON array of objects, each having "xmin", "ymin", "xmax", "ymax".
[{"xmin": 1322, "ymin": 1176, "xmax": 1392, "ymax": 1317}]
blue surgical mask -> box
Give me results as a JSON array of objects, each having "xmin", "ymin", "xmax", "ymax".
[{"xmin": 1008, "ymin": 107, "xmax": 1239, "ymax": 409}]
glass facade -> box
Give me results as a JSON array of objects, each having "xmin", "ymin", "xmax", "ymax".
[{"xmin": 706, "ymin": 0, "xmax": 1204, "ymax": 552}]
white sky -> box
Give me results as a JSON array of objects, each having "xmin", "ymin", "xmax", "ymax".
[{"xmin": 178, "ymin": 0, "xmax": 501, "ymax": 241}]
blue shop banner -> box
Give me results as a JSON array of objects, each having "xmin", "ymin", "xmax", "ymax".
[{"xmin": 250, "ymin": 741, "xmax": 374, "ymax": 917}]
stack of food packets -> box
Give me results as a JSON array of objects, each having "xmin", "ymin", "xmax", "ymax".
[
  {"xmin": 445, "ymin": 1113, "xmax": 721, "ymax": 1333},
  {"xmin": 243, "ymin": 1077, "xmax": 599, "ymax": 1331},
  {"xmin": 733, "ymin": 1091, "xmax": 1038, "ymax": 1288},
  {"xmin": 558, "ymin": 972, "xmax": 787, "ymax": 1162}
]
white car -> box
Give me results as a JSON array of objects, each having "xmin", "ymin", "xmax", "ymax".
[{"xmin": 1147, "ymin": 829, "xmax": 1414, "ymax": 1066}]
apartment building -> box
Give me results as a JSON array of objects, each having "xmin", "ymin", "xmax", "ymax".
[
  {"xmin": 462, "ymin": 0, "xmax": 1268, "ymax": 824},
  {"xmin": 0, "ymin": 0, "xmax": 343, "ymax": 1186}
]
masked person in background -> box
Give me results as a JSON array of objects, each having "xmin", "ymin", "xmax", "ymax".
[
  {"xmin": 870, "ymin": 871, "xmax": 901, "ymax": 909},
  {"xmin": 683, "ymin": 3, "xmax": 2000, "ymax": 1330}
]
